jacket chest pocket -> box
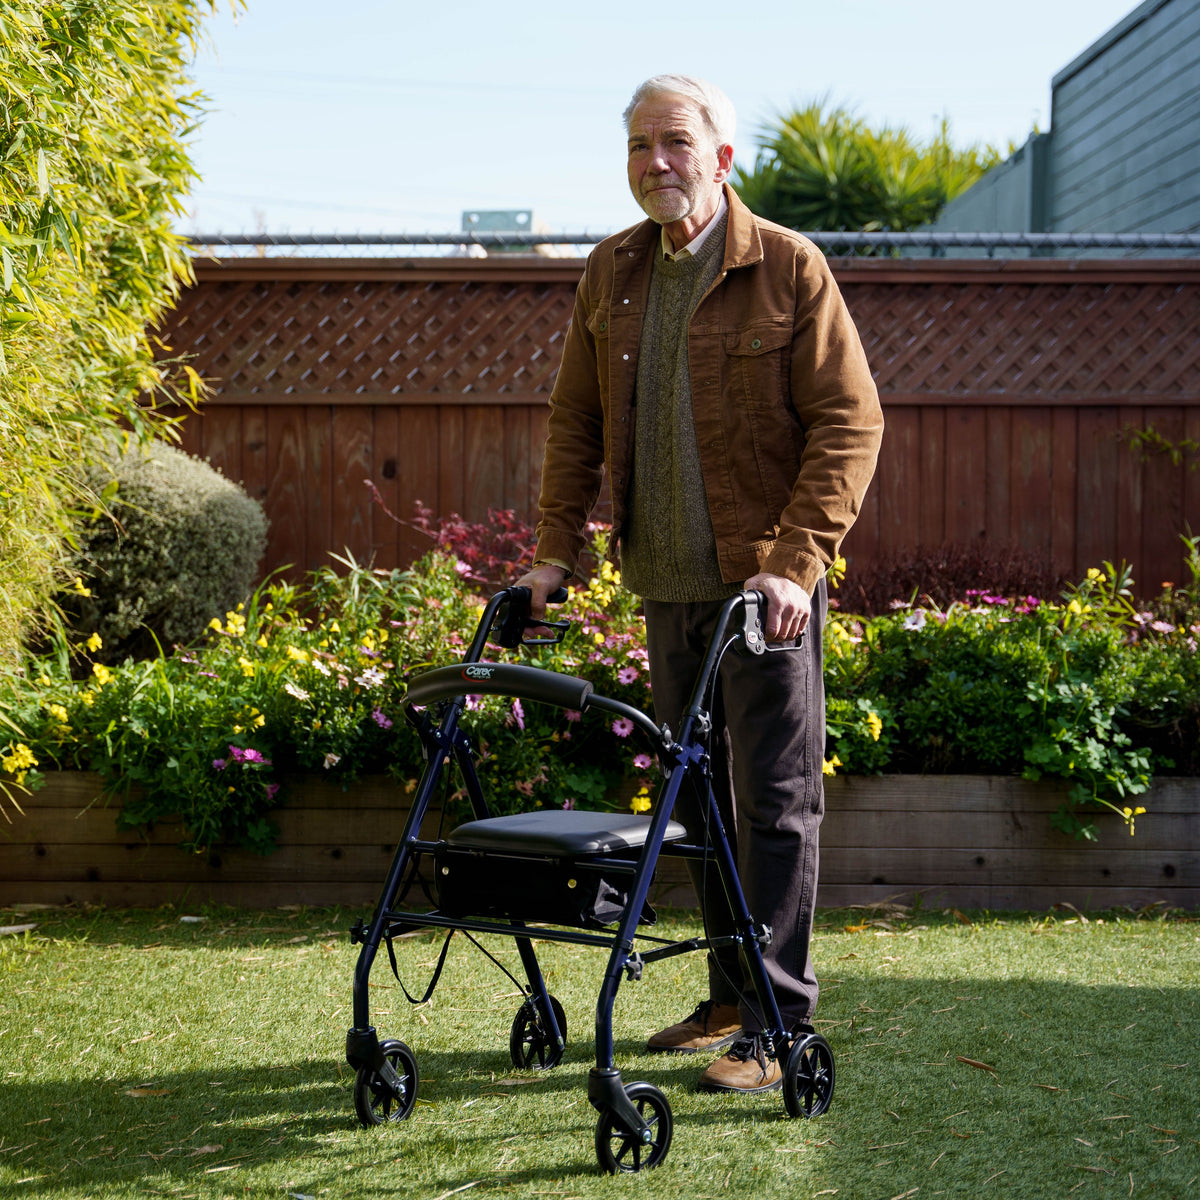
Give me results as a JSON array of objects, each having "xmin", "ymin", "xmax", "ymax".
[
  {"xmin": 586, "ymin": 305, "xmax": 612, "ymax": 403},
  {"xmin": 723, "ymin": 319, "xmax": 791, "ymax": 409}
]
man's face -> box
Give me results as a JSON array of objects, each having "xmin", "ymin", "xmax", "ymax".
[{"xmin": 626, "ymin": 93, "xmax": 731, "ymax": 232}]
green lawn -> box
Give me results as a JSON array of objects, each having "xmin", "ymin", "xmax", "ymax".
[{"xmin": 1, "ymin": 902, "xmax": 1197, "ymax": 1199}]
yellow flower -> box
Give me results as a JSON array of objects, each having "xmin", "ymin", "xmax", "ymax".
[
  {"xmin": 72, "ymin": 576, "xmax": 92, "ymax": 597},
  {"xmin": 1122, "ymin": 805, "xmax": 1147, "ymax": 835},
  {"xmin": 2, "ymin": 743, "xmax": 38, "ymax": 775},
  {"xmin": 257, "ymin": 635, "xmax": 269, "ymax": 648},
  {"xmin": 86, "ymin": 632, "xmax": 103, "ymax": 652},
  {"xmin": 79, "ymin": 691, "xmax": 94, "ymax": 707},
  {"xmin": 593, "ymin": 632, "xmax": 606, "ymax": 646},
  {"xmin": 92, "ymin": 662, "xmax": 113, "ymax": 687},
  {"xmin": 1086, "ymin": 567, "xmax": 1106, "ymax": 583},
  {"xmin": 208, "ymin": 617, "xmax": 224, "ymax": 633},
  {"xmin": 821, "ymin": 755, "xmax": 842, "ymax": 776},
  {"xmin": 285, "ymin": 645, "xmax": 309, "ymax": 664},
  {"xmin": 224, "ymin": 611, "xmax": 246, "ymax": 638},
  {"xmin": 629, "ymin": 787, "xmax": 652, "ymax": 814},
  {"xmin": 238, "ymin": 656, "xmax": 255, "ymax": 678},
  {"xmin": 866, "ymin": 712, "xmax": 883, "ymax": 742},
  {"xmin": 1067, "ymin": 599, "xmax": 1082, "ymax": 615},
  {"xmin": 46, "ymin": 703, "xmax": 70, "ymax": 724}
]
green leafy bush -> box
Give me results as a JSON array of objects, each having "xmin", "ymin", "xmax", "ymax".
[
  {"xmin": 0, "ymin": 1, "xmax": 226, "ymax": 652},
  {"xmin": 62, "ymin": 440, "xmax": 267, "ymax": 663}
]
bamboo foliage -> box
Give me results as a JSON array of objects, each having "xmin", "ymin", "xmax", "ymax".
[{"xmin": 0, "ymin": 0, "xmax": 230, "ymax": 651}]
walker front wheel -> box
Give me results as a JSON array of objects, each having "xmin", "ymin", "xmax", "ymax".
[
  {"xmin": 354, "ymin": 1039, "xmax": 419, "ymax": 1125},
  {"xmin": 782, "ymin": 1032, "xmax": 835, "ymax": 1119},
  {"xmin": 594, "ymin": 1082, "xmax": 672, "ymax": 1173},
  {"xmin": 509, "ymin": 994, "xmax": 567, "ymax": 1070}
]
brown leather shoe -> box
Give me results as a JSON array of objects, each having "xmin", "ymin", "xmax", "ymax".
[
  {"xmin": 646, "ymin": 1000, "xmax": 742, "ymax": 1054},
  {"xmin": 697, "ymin": 1033, "xmax": 782, "ymax": 1093}
]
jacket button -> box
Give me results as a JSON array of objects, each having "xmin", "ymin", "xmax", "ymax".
[
  {"xmin": 622, "ymin": 354, "xmax": 629, "ymax": 360},
  {"xmin": 623, "ymin": 298, "xmax": 630, "ymax": 304},
  {"xmin": 599, "ymin": 320, "xmax": 607, "ymax": 332},
  {"xmin": 750, "ymin": 337, "xmax": 762, "ymax": 350}
]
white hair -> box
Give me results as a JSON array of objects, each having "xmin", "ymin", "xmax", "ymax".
[{"xmin": 622, "ymin": 74, "xmax": 736, "ymax": 147}]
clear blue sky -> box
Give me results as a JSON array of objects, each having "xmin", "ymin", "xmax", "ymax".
[{"xmin": 182, "ymin": 0, "xmax": 1141, "ymax": 237}]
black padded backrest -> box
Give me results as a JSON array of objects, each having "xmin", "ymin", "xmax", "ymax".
[{"xmin": 403, "ymin": 662, "xmax": 594, "ymax": 711}]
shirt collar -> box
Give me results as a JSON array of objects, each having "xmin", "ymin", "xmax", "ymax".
[{"xmin": 661, "ymin": 191, "xmax": 728, "ymax": 261}]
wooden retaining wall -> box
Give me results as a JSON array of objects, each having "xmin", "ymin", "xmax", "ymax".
[
  {"xmin": 160, "ymin": 257, "xmax": 1200, "ymax": 596},
  {"xmin": 2, "ymin": 773, "xmax": 1195, "ymax": 912}
]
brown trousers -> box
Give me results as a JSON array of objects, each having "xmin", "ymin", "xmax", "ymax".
[{"xmin": 642, "ymin": 580, "xmax": 826, "ymax": 1032}]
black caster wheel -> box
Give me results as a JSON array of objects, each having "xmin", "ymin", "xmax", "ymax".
[
  {"xmin": 594, "ymin": 1081, "xmax": 673, "ymax": 1173},
  {"xmin": 509, "ymin": 994, "xmax": 567, "ymax": 1070},
  {"xmin": 354, "ymin": 1038, "xmax": 419, "ymax": 1126},
  {"xmin": 782, "ymin": 1032, "xmax": 835, "ymax": 1119}
]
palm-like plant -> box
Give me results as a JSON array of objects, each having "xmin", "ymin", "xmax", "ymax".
[{"xmin": 733, "ymin": 101, "xmax": 1003, "ymax": 232}]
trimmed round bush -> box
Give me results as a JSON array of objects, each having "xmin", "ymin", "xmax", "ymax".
[{"xmin": 65, "ymin": 441, "xmax": 267, "ymax": 662}]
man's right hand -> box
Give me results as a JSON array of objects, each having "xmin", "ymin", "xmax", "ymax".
[{"xmin": 515, "ymin": 562, "xmax": 570, "ymax": 631}]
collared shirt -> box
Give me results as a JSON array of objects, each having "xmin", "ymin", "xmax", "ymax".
[{"xmin": 661, "ymin": 191, "xmax": 729, "ymax": 261}]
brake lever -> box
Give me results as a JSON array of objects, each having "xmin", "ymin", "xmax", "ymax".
[{"xmin": 738, "ymin": 588, "xmax": 805, "ymax": 655}]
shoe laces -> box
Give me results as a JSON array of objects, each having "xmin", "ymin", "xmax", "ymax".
[
  {"xmin": 685, "ymin": 999, "xmax": 721, "ymax": 1028},
  {"xmin": 726, "ymin": 1032, "xmax": 772, "ymax": 1067}
]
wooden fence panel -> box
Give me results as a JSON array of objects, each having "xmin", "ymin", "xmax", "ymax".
[{"xmin": 159, "ymin": 257, "xmax": 1200, "ymax": 592}]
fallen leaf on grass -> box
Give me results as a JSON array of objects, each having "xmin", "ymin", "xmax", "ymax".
[
  {"xmin": 843, "ymin": 923, "xmax": 869, "ymax": 933},
  {"xmin": 956, "ymin": 1056, "xmax": 996, "ymax": 1073},
  {"xmin": 189, "ymin": 1145, "xmax": 223, "ymax": 1156},
  {"xmin": 124, "ymin": 1088, "xmax": 171, "ymax": 1097},
  {"xmin": 492, "ymin": 1078, "xmax": 542, "ymax": 1086}
]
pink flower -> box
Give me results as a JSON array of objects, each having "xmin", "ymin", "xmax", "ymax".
[
  {"xmin": 509, "ymin": 699, "xmax": 525, "ymax": 731},
  {"xmin": 612, "ymin": 717, "xmax": 634, "ymax": 738},
  {"xmin": 212, "ymin": 758, "xmax": 227, "ymax": 771},
  {"xmin": 561, "ymin": 797, "xmax": 576, "ymax": 810},
  {"xmin": 265, "ymin": 783, "xmax": 281, "ymax": 801},
  {"xmin": 372, "ymin": 708, "xmax": 393, "ymax": 729},
  {"xmin": 564, "ymin": 709, "xmax": 582, "ymax": 723},
  {"xmin": 618, "ymin": 666, "xmax": 639, "ymax": 684},
  {"xmin": 633, "ymin": 753, "xmax": 652, "ymax": 770},
  {"xmin": 515, "ymin": 780, "xmax": 534, "ymax": 797},
  {"xmin": 1151, "ymin": 620, "xmax": 1175, "ymax": 633}
]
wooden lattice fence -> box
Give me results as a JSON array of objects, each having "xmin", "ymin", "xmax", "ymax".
[{"xmin": 160, "ymin": 256, "xmax": 1200, "ymax": 591}]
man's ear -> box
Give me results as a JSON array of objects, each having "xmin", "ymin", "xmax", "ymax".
[{"xmin": 714, "ymin": 142, "xmax": 734, "ymax": 184}]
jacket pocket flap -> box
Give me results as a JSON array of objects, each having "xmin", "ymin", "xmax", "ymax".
[
  {"xmin": 724, "ymin": 320, "xmax": 792, "ymax": 355},
  {"xmin": 586, "ymin": 306, "xmax": 612, "ymax": 337}
]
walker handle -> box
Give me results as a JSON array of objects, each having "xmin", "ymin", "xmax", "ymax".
[{"xmin": 494, "ymin": 584, "xmax": 570, "ymax": 649}]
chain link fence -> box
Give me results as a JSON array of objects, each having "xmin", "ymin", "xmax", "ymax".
[{"xmin": 185, "ymin": 230, "xmax": 1200, "ymax": 259}]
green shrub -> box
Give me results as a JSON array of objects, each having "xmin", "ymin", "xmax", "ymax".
[
  {"xmin": 62, "ymin": 440, "xmax": 267, "ymax": 664},
  {"xmin": 0, "ymin": 1, "xmax": 226, "ymax": 653}
]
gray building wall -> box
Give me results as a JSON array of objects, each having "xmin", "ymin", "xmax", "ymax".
[{"xmin": 927, "ymin": 0, "xmax": 1200, "ymax": 240}]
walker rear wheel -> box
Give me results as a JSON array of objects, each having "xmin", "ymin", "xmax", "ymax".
[
  {"xmin": 509, "ymin": 994, "xmax": 567, "ymax": 1070},
  {"xmin": 782, "ymin": 1032, "xmax": 835, "ymax": 1118},
  {"xmin": 594, "ymin": 1082, "xmax": 672, "ymax": 1173},
  {"xmin": 354, "ymin": 1039, "xmax": 419, "ymax": 1125}
]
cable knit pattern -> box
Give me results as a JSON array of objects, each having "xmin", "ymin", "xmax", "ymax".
[{"xmin": 620, "ymin": 214, "xmax": 741, "ymax": 603}]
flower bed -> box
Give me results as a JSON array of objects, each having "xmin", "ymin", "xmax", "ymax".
[{"xmin": 2, "ymin": 516, "xmax": 1199, "ymax": 864}]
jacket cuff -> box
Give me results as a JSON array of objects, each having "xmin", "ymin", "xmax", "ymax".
[{"xmin": 761, "ymin": 547, "xmax": 826, "ymax": 595}]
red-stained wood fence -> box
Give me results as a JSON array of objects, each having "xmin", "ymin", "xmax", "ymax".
[{"xmin": 160, "ymin": 256, "xmax": 1200, "ymax": 592}]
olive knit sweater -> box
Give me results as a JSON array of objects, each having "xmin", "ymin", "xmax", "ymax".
[{"xmin": 619, "ymin": 215, "xmax": 741, "ymax": 603}]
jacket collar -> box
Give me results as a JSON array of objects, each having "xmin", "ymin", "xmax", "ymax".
[{"xmin": 613, "ymin": 183, "xmax": 763, "ymax": 271}]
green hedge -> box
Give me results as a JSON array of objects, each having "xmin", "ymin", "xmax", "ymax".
[{"xmin": 0, "ymin": 1, "xmax": 224, "ymax": 651}]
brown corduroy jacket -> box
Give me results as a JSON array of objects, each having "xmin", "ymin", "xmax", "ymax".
[{"xmin": 534, "ymin": 186, "xmax": 884, "ymax": 595}]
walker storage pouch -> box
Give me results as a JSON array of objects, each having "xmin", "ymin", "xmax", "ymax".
[{"xmin": 433, "ymin": 811, "xmax": 687, "ymax": 930}]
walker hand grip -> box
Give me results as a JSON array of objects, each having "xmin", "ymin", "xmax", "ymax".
[
  {"xmin": 738, "ymin": 588, "xmax": 804, "ymax": 654},
  {"xmin": 494, "ymin": 585, "xmax": 571, "ymax": 649}
]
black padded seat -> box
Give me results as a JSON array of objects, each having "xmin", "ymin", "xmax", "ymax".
[{"xmin": 445, "ymin": 810, "xmax": 686, "ymax": 857}]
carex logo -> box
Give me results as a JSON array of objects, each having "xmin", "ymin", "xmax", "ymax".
[{"xmin": 463, "ymin": 665, "xmax": 495, "ymax": 680}]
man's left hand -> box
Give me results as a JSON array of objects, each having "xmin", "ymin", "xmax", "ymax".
[{"xmin": 743, "ymin": 572, "xmax": 812, "ymax": 643}]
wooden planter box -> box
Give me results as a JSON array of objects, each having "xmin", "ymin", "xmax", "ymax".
[{"xmin": 1, "ymin": 772, "xmax": 1196, "ymax": 911}]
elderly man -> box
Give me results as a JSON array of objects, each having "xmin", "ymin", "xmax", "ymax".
[{"xmin": 519, "ymin": 74, "xmax": 883, "ymax": 1094}]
